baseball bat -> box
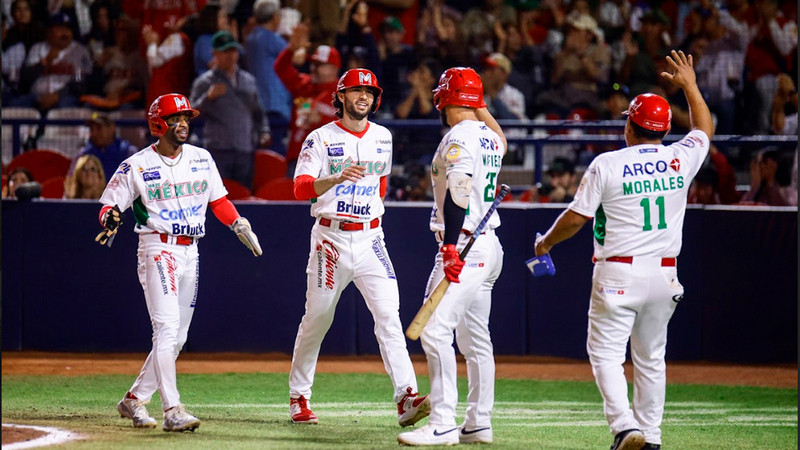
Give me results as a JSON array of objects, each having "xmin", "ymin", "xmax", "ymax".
[{"xmin": 405, "ymin": 184, "xmax": 511, "ymax": 340}]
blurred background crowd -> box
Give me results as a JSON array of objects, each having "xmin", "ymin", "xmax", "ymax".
[{"xmin": 1, "ymin": 0, "xmax": 797, "ymax": 206}]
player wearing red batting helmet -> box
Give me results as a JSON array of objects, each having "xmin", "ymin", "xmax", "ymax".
[
  {"xmin": 147, "ymin": 93, "xmax": 200, "ymax": 137},
  {"xmin": 623, "ymin": 93, "xmax": 672, "ymax": 135},
  {"xmin": 333, "ymin": 68, "xmax": 383, "ymax": 116}
]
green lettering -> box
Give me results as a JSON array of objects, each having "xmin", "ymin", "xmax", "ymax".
[
  {"xmin": 623, "ymin": 182, "xmax": 633, "ymax": 195},
  {"xmin": 677, "ymin": 176, "xmax": 684, "ymax": 188},
  {"xmin": 643, "ymin": 179, "xmax": 652, "ymax": 192},
  {"xmin": 634, "ymin": 181, "xmax": 642, "ymax": 193},
  {"xmin": 147, "ymin": 188, "xmax": 162, "ymax": 201}
]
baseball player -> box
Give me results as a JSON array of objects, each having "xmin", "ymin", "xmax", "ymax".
[
  {"xmin": 398, "ymin": 67, "xmax": 507, "ymax": 446},
  {"xmin": 533, "ymin": 51, "xmax": 714, "ymax": 450},
  {"xmin": 98, "ymin": 93, "xmax": 262, "ymax": 432},
  {"xmin": 289, "ymin": 68, "xmax": 430, "ymax": 427}
]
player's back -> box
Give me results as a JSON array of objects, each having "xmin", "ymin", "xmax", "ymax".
[{"xmin": 575, "ymin": 130, "xmax": 709, "ymax": 258}]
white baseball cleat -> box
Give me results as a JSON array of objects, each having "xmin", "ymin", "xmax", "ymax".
[
  {"xmin": 459, "ymin": 424, "xmax": 493, "ymax": 444},
  {"xmin": 117, "ymin": 396, "xmax": 157, "ymax": 428},
  {"xmin": 397, "ymin": 387, "xmax": 431, "ymax": 427},
  {"xmin": 162, "ymin": 404, "xmax": 200, "ymax": 432},
  {"xmin": 398, "ymin": 423, "xmax": 459, "ymax": 446}
]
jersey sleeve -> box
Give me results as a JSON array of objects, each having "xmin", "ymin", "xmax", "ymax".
[
  {"xmin": 568, "ymin": 157, "xmax": 604, "ymax": 218},
  {"xmin": 293, "ymin": 130, "xmax": 324, "ymax": 179},
  {"xmin": 441, "ymin": 137, "xmax": 475, "ymax": 177},
  {"xmin": 99, "ymin": 161, "xmax": 136, "ymax": 212},
  {"xmin": 669, "ymin": 129, "xmax": 711, "ymax": 179}
]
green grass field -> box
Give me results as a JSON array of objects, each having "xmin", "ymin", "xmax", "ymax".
[{"xmin": 2, "ymin": 372, "xmax": 796, "ymax": 449}]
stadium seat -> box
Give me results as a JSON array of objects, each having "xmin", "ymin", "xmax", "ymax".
[
  {"xmin": 2, "ymin": 107, "xmax": 41, "ymax": 166},
  {"xmin": 6, "ymin": 149, "xmax": 72, "ymax": 184},
  {"xmin": 254, "ymin": 177, "xmax": 296, "ymax": 200},
  {"xmin": 37, "ymin": 107, "xmax": 95, "ymax": 158},
  {"xmin": 40, "ymin": 175, "xmax": 66, "ymax": 199},
  {"xmin": 252, "ymin": 149, "xmax": 288, "ymax": 192},
  {"xmin": 223, "ymin": 178, "xmax": 252, "ymax": 200},
  {"xmin": 109, "ymin": 109, "xmax": 150, "ymax": 149}
]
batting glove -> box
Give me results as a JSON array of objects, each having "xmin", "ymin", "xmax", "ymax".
[
  {"xmin": 440, "ymin": 244, "xmax": 465, "ymax": 283},
  {"xmin": 95, "ymin": 205, "xmax": 123, "ymax": 246},
  {"xmin": 231, "ymin": 217, "xmax": 262, "ymax": 257},
  {"xmin": 526, "ymin": 232, "xmax": 556, "ymax": 277}
]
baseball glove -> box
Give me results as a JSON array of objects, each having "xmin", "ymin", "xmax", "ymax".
[
  {"xmin": 231, "ymin": 217, "xmax": 262, "ymax": 257},
  {"xmin": 95, "ymin": 205, "xmax": 123, "ymax": 246}
]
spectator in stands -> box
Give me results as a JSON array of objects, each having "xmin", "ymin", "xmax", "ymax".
[
  {"xmin": 2, "ymin": 3, "xmax": 38, "ymax": 107},
  {"xmin": 690, "ymin": 144, "xmax": 741, "ymax": 205},
  {"xmin": 194, "ymin": 2, "xmax": 234, "ymax": 77},
  {"xmin": 497, "ymin": 13, "xmax": 549, "ymax": 118},
  {"xmin": 2, "ymin": 167, "xmax": 34, "ymax": 199},
  {"xmin": 80, "ymin": 17, "xmax": 146, "ymax": 110},
  {"xmin": 3, "ymin": 0, "xmax": 44, "ymax": 53},
  {"xmin": 688, "ymin": 167, "xmax": 722, "ymax": 205},
  {"xmin": 771, "ymin": 72, "xmax": 798, "ymax": 135},
  {"xmin": 743, "ymin": 0, "xmax": 798, "ymax": 134},
  {"xmin": 377, "ymin": 15, "xmax": 415, "ymax": 116},
  {"xmin": 23, "ymin": 11, "xmax": 92, "ymax": 112},
  {"xmin": 543, "ymin": 156, "xmax": 578, "ymax": 203},
  {"xmin": 482, "ymin": 52, "xmax": 527, "ymax": 120},
  {"xmin": 741, "ymin": 148, "xmax": 790, "ymax": 206},
  {"xmin": 336, "ymin": 0, "xmax": 382, "ymax": 77},
  {"xmin": 85, "ymin": 0, "xmax": 117, "ymax": 63},
  {"xmin": 122, "ymin": 0, "xmax": 197, "ymax": 43},
  {"xmin": 393, "ymin": 58, "xmax": 441, "ymax": 164},
  {"xmin": 692, "ymin": 6, "xmax": 745, "ymax": 135},
  {"xmin": 245, "ymin": 0, "xmax": 291, "ymax": 155},
  {"xmin": 142, "ymin": 14, "xmax": 195, "ymax": 107},
  {"xmin": 75, "ymin": 112, "xmax": 138, "ymax": 182},
  {"xmin": 191, "ymin": 30, "xmax": 271, "ymax": 190},
  {"xmin": 274, "ymin": 22, "xmax": 340, "ymax": 165},
  {"xmin": 537, "ymin": 12, "xmax": 610, "ymax": 117},
  {"xmin": 461, "ymin": 0, "xmax": 518, "ymax": 59},
  {"xmin": 619, "ymin": 9, "xmax": 671, "ymax": 97},
  {"xmin": 297, "ymin": 0, "xmax": 342, "ymax": 46},
  {"xmin": 415, "ymin": 2, "xmax": 468, "ymax": 70},
  {"xmin": 63, "ymin": 154, "xmax": 105, "ymax": 200}
]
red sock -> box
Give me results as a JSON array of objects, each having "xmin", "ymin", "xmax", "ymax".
[{"xmin": 125, "ymin": 392, "xmax": 138, "ymax": 400}]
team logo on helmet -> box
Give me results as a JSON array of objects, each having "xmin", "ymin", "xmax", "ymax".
[
  {"xmin": 174, "ymin": 96, "xmax": 188, "ymax": 109},
  {"xmin": 358, "ymin": 71, "xmax": 372, "ymax": 85}
]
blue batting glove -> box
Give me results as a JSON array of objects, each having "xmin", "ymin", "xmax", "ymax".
[{"xmin": 526, "ymin": 232, "xmax": 556, "ymax": 277}]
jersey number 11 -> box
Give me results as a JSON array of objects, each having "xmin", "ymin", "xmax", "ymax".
[{"xmin": 640, "ymin": 196, "xmax": 667, "ymax": 231}]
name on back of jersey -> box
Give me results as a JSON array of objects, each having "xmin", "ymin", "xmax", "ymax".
[{"xmin": 621, "ymin": 158, "xmax": 684, "ymax": 196}]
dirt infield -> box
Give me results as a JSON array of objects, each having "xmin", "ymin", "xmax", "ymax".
[{"xmin": 2, "ymin": 351, "xmax": 796, "ymax": 388}]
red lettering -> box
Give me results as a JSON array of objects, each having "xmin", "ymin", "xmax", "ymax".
[
  {"xmin": 322, "ymin": 240, "xmax": 339, "ymax": 289},
  {"xmin": 161, "ymin": 251, "xmax": 178, "ymax": 295}
]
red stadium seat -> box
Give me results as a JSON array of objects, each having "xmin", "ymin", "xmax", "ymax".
[
  {"xmin": 222, "ymin": 178, "xmax": 252, "ymax": 200},
  {"xmin": 254, "ymin": 177, "xmax": 296, "ymax": 200},
  {"xmin": 6, "ymin": 149, "xmax": 72, "ymax": 184},
  {"xmin": 40, "ymin": 175, "xmax": 66, "ymax": 199},
  {"xmin": 252, "ymin": 149, "xmax": 288, "ymax": 192}
]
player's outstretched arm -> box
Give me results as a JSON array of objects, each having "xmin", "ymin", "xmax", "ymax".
[{"xmin": 660, "ymin": 50, "xmax": 714, "ymax": 140}]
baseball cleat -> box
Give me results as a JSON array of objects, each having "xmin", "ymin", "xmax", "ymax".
[
  {"xmin": 642, "ymin": 444, "xmax": 661, "ymax": 449},
  {"xmin": 610, "ymin": 429, "xmax": 645, "ymax": 450},
  {"xmin": 290, "ymin": 395, "xmax": 318, "ymax": 424},
  {"xmin": 162, "ymin": 404, "xmax": 200, "ymax": 432},
  {"xmin": 459, "ymin": 424, "xmax": 493, "ymax": 444},
  {"xmin": 117, "ymin": 396, "xmax": 157, "ymax": 428},
  {"xmin": 397, "ymin": 387, "xmax": 431, "ymax": 427},
  {"xmin": 398, "ymin": 423, "xmax": 459, "ymax": 446}
]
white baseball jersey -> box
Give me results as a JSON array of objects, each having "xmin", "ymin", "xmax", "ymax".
[
  {"xmin": 429, "ymin": 120, "xmax": 505, "ymax": 233},
  {"xmin": 294, "ymin": 121, "xmax": 392, "ymax": 221},
  {"xmin": 100, "ymin": 144, "xmax": 228, "ymax": 238},
  {"xmin": 569, "ymin": 129, "xmax": 710, "ymax": 259}
]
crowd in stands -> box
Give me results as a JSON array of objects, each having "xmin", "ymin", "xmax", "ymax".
[{"xmin": 2, "ymin": 0, "xmax": 797, "ymax": 206}]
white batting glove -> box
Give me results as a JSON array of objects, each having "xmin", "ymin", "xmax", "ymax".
[{"xmin": 230, "ymin": 217, "xmax": 262, "ymax": 257}]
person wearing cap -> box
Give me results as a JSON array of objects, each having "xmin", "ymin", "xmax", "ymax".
[
  {"xmin": 619, "ymin": 9, "xmax": 671, "ymax": 97},
  {"xmin": 534, "ymin": 50, "xmax": 714, "ymax": 450},
  {"xmin": 245, "ymin": 0, "xmax": 292, "ymax": 155},
  {"xmin": 481, "ymin": 52, "xmax": 527, "ymax": 120},
  {"xmin": 142, "ymin": 14, "xmax": 194, "ymax": 107},
  {"xmin": 74, "ymin": 112, "xmax": 138, "ymax": 183},
  {"xmin": 274, "ymin": 21, "xmax": 341, "ymax": 164},
  {"xmin": 190, "ymin": 30, "xmax": 271, "ymax": 190},
  {"xmin": 22, "ymin": 10, "xmax": 93, "ymax": 112}
]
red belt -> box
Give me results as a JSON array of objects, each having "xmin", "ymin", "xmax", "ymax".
[
  {"xmin": 319, "ymin": 217, "xmax": 380, "ymax": 231},
  {"xmin": 155, "ymin": 233, "xmax": 194, "ymax": 246},
  {"xmin": 461, "ymin": 228, "xmax": 486, "ymax": 236},
  {"xmin": 593, "ymin": 256, "xmax": 676, "ymax": 266}
]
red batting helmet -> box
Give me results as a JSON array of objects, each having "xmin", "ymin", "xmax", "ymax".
[
  {"xmin": 147, "ymin": 93, "xmax": 200, "ymax": 137},
  {"xmin": 622, "ymin": 93, "xmax": 671, "ymax": 132},
  {"xmin": 337, "ymin": 68, "xmax": 383, "ymax": 112},
  {"xmin": 432, "ymin": 67, "xmax": 485, "ymax": 111}
]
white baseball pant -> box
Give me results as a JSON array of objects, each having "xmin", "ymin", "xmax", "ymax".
[
  {"xmin": 290, "ymin": 221, "xmax": 418, "ymax": 403},
  {"xmin": 587, "ymin": 256, "xmax": 682, "ymax": 446},
  {"xmin": 128, "ymin": 233, "xmax": 199, "ymax": 411},
  {"xmin": 420, "ymin": 230, "xmax": 503, "ymax": 428}
]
